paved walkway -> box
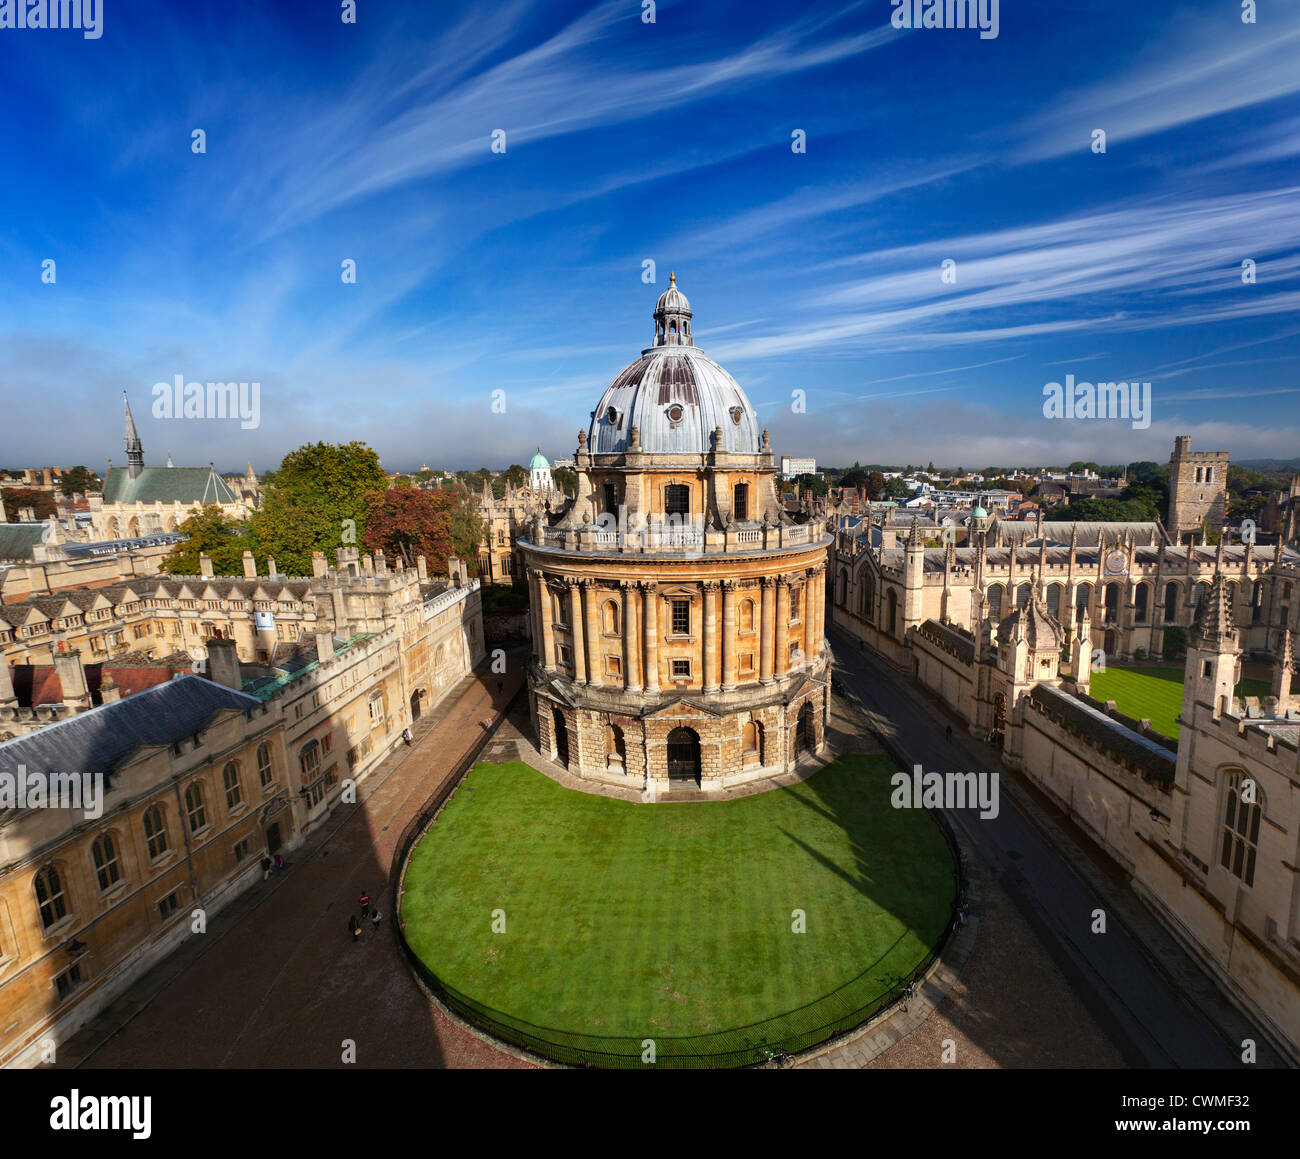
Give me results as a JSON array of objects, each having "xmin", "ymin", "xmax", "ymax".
[{"xmin": 67, "ymin": 657, "xmax": 533, "ymax": 1069}]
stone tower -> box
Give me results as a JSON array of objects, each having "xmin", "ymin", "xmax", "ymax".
[{"xmin": 1167, "ymin": 435, "xmax": 1228, "ymax": 543}]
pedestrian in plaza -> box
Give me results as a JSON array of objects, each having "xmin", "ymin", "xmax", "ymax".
[
  {"xmin": 359, "ymin": 889, "xmax": 371, "ymax": 918},
  {"xmin": 349, "ymin": 915, "xmax": 361, "ymax": 943},
  {"xmin": 371, "ymin": 909, "xmax": 382, "ymax": 932},
  {"xmin": 273, "ymin": 853, "xmax": 285, "ymax": 873},
  {"xmin": 402, "ymin": 727, "xmax": 413, "ymax": 746},
  {"xmin": 261, "ymin": 856, "xmax": 273, "ymax": 882}
]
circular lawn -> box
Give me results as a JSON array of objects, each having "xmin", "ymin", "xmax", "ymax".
[{"xmin": 399, "ymin": 753, "xmax": 957, "ymax": 1067}]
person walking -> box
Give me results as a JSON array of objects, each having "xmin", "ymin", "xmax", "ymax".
[
  {"xmin": 402, "ymin": 727, "xmax": 413, "ymax": 747},
  {"xmin": 261, "ymin": 856, "xmax": 273, "ymax": 882},
  {"xmin": 370, "ymin": 909, "xmax": 382, "ymax": 932},
  {"xmin": 349, "ymin": 915, "xmax": 361, "ymax": 943},
  {"xmin": 359, "ymin": 890, "xmax": 371, "ymax": 919}
]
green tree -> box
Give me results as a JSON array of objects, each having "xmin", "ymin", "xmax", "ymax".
[
  {"xmin": 60, "ymin": 466, "xmax": 101, "ymax": 496},
  {"xmin": 504, "ymin": 464, "xmax": 528, "ymax": 490},
  {"xmin": 552, "ymin": 467, "xmax": 577, "ymax": 497},
  {"xmin": 161, "ymin": 505, "xmax": 252, "ymax": 575},
  {"xmin": 249, "ymin": 441, "xmax": 389, "ymax": 576},
  {"xmin": 796, "ymin": 473, "xmax": 828, "ymax": 497},
  {"xmin": 867, "ymin": 471, "xmax": 886, "ymax": 499},
  {"xmin": 883, "ymin": 477, "xmax": 910, "ymax": 500}
]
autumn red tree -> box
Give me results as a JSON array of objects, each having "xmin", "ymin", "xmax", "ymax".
[
  {"xmin": 360, "ymin": 485, "xmax": 484, "ymax": 573},
  {"xmin": 1, "ymin": 487, "xmax": 58, "ymax": 522}
]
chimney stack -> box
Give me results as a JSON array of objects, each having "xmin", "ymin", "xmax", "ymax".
[
  {"xmin": 242, "ymin": 551, "xmax": 257, "ymax": 579},
  {"xmin": 204, "ymin": 639, "xmax": 243, "ymax": 690},
  {"xmin": 18, "ymin": 506, "xmax": 35, "ymax": 522},
  {"xmin": 315, "ymin": 633, "xmax": 335, "ymax": 664},
  {"xmin": 199, "ymin": 553, "xmax": 214, "ymax": 578},
  {"xmin": 53, "ymin": 650, "xmax": 92, "ymax": 711},
  {"xmin": 417, "ymin": 554, "xmax": 428, "ymax": 581},
  {"xmin": 311, "ymin": 551, "xmax": 328, "ymax": 578},
  {"xmin": 0, "ymin": 659, "xmax": 16, "ymax": 708},
  {"xmin": 100, "ymin": 675, "xmax": 122, "ymax": 704},
  {"xmin": 267, "ymin": 556, "xmax": 278, "ymax": 579}
]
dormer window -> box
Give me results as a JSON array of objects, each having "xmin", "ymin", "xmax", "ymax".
[{"xmin": 605, "ymin": 405, "xmax": 619, "ymax": 425}]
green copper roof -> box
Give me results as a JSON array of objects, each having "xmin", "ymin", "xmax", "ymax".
[
  {"xmin": 972, "ymin": 505, "xmax": 988, "ymax": 518},
  {"xmin": 101, "ymin": 465, "xmax": 238, "ymax": 506},
  {"xmin": 529, "ymin": 449, "xmax": 549, "ymax": 470}
]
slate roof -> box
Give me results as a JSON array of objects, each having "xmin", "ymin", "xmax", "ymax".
[
  {"xmin": 101, "ymin": 465, "xmax": 238, "ymax": 506},
  {"xmin": 0, "ymin": 524, "xmax": 49, "ymax": 562},
  {"xmin": 0, "ymin": 676, "xmax": 264, "ymax": 785}
]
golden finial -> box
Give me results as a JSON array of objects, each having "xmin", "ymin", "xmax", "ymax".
[{"xmin": 669, "ymin": 270, "xmax": 676, "ymax": 284}]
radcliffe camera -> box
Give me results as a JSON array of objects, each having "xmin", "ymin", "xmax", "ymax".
[{"xmin": 0, "ymin": 0, "xmax": 1293, "ymax": 1145}]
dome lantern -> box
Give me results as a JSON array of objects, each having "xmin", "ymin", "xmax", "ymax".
[{"xmin": 653, "ymin": 271, "xmax": 693, "ymax": 348}]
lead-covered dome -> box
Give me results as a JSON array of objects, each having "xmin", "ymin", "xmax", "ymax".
[{"xmin": 587, "ymin": 276, "xmax": 762, "ymax": 455}]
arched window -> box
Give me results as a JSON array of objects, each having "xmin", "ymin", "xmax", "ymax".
[
  {"xmin": 1220, "ymin": 769, "xmax": 1261, "ymax": 887},
  {"xmin": 859, "ymin": 573, "xmax": 874, "ymax": 621},
  {"xmin": 1075, "ymin": 583, "xmax": 1093, "ymax": 619},
  {"xmin": 1104, "ymin": 582, "xmax": 1119, "ymax": 624},
  {"xmin": 604, "ymin": 600, "xmax": 620, "ymax": 635},
  {"xmin": 664, "ymin": 484, "xmax": 690, "ymax": 520},
  {"xmin": 837, "ymin": 569, "xmax": 848, "ymax": 606},
  {"xmin": 1192, "ymin": 581, "xmax": 1210, "ymax": 610},
  {"xmin": 742, "ymin": 720, "xmax": 764, "ymax": 760},
  {"xmin": 1017, "ymin": 583, "xmax": 1032, "ymax": 611},
  {"xmin": 34, "ymin": 865, "xmax": 68, "ymax": 929},
  {"xmin": 223, "ymin": 761, "xmax": 243, "ymax": 810},
  {"xmin": 1046, "ymin": 584, "xmax": 1062, "ymax": 620},
  {"xmin": 92, "ymin": 834, "xmax": 121, "ymax": 891},
  {"xmin": 1163, "ymin": 581, "xmax": 1180, "ymax": 622},
  {"xmin": 886, "ymin": 589, "xmax": 898, "ymax": 634},
  {"xmin": 733, "ymin": 482, "xmax": 749, "ymax": 522},
  {"xmin": 740, "ymin": 598, "xmax": 755, "ymax": 632},
  {"xmin": 986, "ymin": 584, "xmax": 1003, "ymax": 622},
  {"xmin": 184, "ymin": 783, "xmax": 207, "ymax": 833},
  {"xmin": 143, "ymin": 805, "xmax": 168, "ymax": 860},
  {"xmin": 1134, "ymin": 583, "xmax": 1150, "ymax": 624},
  {"xmin": 257, "ymin": 742, "xmax": 274, "ymax": 788}
]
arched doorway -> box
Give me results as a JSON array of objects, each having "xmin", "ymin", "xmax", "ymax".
[
  {"xmin": 795, "ymin": 701, "xmax": 814, "ymax": 754},
  {"xmin": 991, "ymin": 692, "xmax": 1007, "ymax": 747},
  {"xmin": 666, "ymin": 727, "xmax": 700, "ymax": 785},
  {"xmin": 552, "ymin": 708, "xmax": 569, "ymax": 767},
  {"xmin": 410, "ymin": 689, "xmax": 423, "ymax": 721}
]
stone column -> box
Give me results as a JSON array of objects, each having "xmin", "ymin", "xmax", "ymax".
[
  {"xmin": 775, "ymin": 577, "xmax": 790, "ymax": 677},
  {"xmin": 702, "ymin": 581, "xmax": 720, "ymax": 693},
  {"xmin": 814, "ymin": 566, "xmax": 826, "ymax": 662},
  {"xmin": 622, "ymin": 581, "xmax": 641, "ymax": 692},
  {"xmin": 721, "ymin": 580, "xmax": 737, "ymax": 691},
  {"xmin": 538, "ymin": 574, "xmax": 556, "ymax": 670},
  {"xmin": 567, "ymin": 579, "xmax": 586, "ymax": 685},
  {"xmin": 583, "ymin": 581, "xmax": 603, "ymax": 687},
  {"xmin": 642, "ymin": 581, "xmax": 659, "ymax": 694},
  {"xmin": 759, "ymin": 577, "xmax": 775, "ymax": 684}
]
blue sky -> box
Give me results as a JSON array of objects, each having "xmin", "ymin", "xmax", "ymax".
[{"xmin": 1, "ymin": 0, "xmax": 1297, "ymax": 474}]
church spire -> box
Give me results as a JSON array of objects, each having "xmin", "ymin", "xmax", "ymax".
[{"xmin": 124, "ymin": 392, "xmax": 145, "ymax": 480}]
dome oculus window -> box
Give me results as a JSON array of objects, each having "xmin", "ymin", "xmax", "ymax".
[
  {"xmin": 666, "ymin": 403, "xmax": 684, "ymax": 424},
  {"xmin": 605, "ymin": 406, "xmax": 619, "ymax": 425}
]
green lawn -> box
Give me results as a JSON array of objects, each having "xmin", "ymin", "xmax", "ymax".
[
  {"xmin": 1088, "ymin": 665, "xmax": 1271, "ymax": 738},
  {"xmin": 400, "ymin": 755, "xmax": 956, "ymax": 1067}
]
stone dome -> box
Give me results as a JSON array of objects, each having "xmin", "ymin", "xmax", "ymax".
[{"xmin": 587, "ymin": 277, "xmax": 762, "ymax": 456}]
